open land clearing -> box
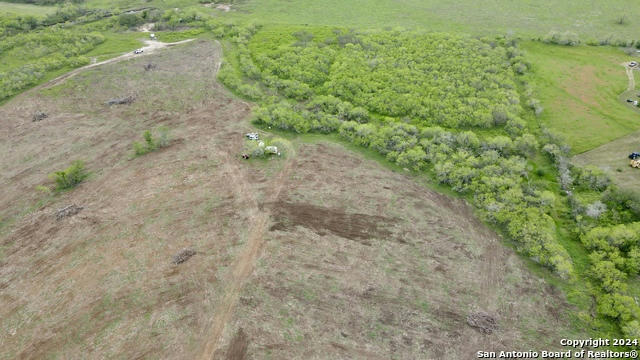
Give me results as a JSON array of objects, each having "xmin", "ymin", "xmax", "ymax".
[
  {"xmin": 0, "ymin": 40, "xmax": 587, "ymax": 358},
  {"xmin": 571, "ymin": 62, "xmax": 640, "ymax": 188},
  {"xmin": 522, "ymin": 41, "xmax": 640, "ymax": 154},
  {"xmin": 36, "ymin": 38, "xmax": 196, "ymax": 91},
  {"xmin": 573, "ymin": 129, "xmax": 640, "ymax": 188}
]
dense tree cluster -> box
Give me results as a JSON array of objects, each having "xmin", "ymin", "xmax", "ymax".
[
  {"xmin": 582, "ymin": 223, "xmax": 640, "ymax": 337},
  {"xmin": 0, "ymin": 28, "xmax": 104, "ymax": 101},
  {"xmin": 0, "ymin": 3, "xmax": 96, "ymax": 38},
  {"xmin": 253, "ymin": 31, "xmax": 526, "ymax": 129},
  {"xmin": 539, "ymin": 134, "xmax": 640, "ymax": 340}
]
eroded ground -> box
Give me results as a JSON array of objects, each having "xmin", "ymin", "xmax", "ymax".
[{"xmin": 0, "ymin": 40, "xmax": 586, "ymax": 359}]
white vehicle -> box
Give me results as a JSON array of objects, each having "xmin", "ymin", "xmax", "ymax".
[
  {"xmin": 134, "ymin": 49, "xmax": 144, "ymax": 54},
  {"xmin": 245, "ymin": 133, "xmax": 259, "ymax": 140},
  {"xmin": 630, "ymin": 61, "xmax": 638, "ymax": 67}
]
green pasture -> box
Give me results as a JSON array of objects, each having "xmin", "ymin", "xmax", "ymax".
[
  {"xmin": 523, "ymin": 41, "xmax": 640, "ymax": 154},
  {"xmin": 0, "ymin": 1, "xmax": 56, "ymax": 16},
  {"xmin": 231, "ymin": 0, "xmax": 640, "ymax": 40}
]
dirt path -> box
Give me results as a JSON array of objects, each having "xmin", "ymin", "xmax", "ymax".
[
  {"xmin": 198, "ymin": 156, "xmax": 293, "ymax": 360},
  {"xmin": 623, "ymin": 62, "xmax": 636, "ymax": 91},
  {"xmin": 35, "ymin": 39, "xmax": 195, "ymax": 91}
]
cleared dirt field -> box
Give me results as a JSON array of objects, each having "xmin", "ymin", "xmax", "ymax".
[
  {"xmin": 0, "ymin": 40, "xmax": 586, "ymax": 359},
  {"xmin": 0, "ymin": 39, "xmax": 256, "ymax": 359},
  {"xmin": 212, "ymin": 142, "xmax": 587, "ymax": 359},
  {"xmin": 573, "ymin": 129, "xmax": 640, "ymax": 188}
]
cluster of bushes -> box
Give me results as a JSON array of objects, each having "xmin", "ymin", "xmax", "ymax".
[
  {"xmin": 50, "ymin": 160, "xmax": 88, "ymax": 191},
  {"xmin": 581, "ymin": 223, "xmax": 640, "ymax": 338},
  {"xmin": 0, "ymin": 13, "xmax": 39, "ymax": 37},
  {"xmin": 132, "ymin": 127, "xmax": 170, "ymax": 157},
  {"xmin": 116, "ymin": 9, "xmax": 162, "ymax": 29},
  {"xmin": 211, "ymin": 21, "xmax": 269, "ymax": 101},
  {"xmin": 254, "ymin": 96, "xmax": 369, "ymax": 134},
  {"xmin": 541, "ymin": 31, "xmax": 580, "ymax": 46},
  {"xmin": 0, "ymin": 3, "xmax": 99, "ymax": 38},
  {"xmin": 0, "ymin": 28, "xmax": 104, "ymax": 101},
  {"xmin": 537, "ymin": 30, "xmax": 640, "ymax": 48},
  {"xmin": 538, "ymin": 128, "xmax": 640, "ymax": 339},
  {"xmin": 252, "ymin": 30, "xmax": 526, "ymax": 129}
]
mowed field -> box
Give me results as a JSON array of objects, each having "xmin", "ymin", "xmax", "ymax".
[
  {"xmin": 523, "ymin": 41, "xmax": 640, "ymax": 154},
  {"xmin": 231, "ymin": 0, "xmax": 640, "ymax": 40},
  {"xmin": 0, "ymin": 40, "xmax": 588, "ymax": 359},
  {"xmin": 573, "ymin": 129, "xmax": 640, "ymax": 188}
]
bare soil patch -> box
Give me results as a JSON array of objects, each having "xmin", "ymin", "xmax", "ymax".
[
  {"xmin": 225, "ymin": 328, "xmax": 249, "ymax": 360},
  {"xmin": 268, "ymin": 202, "xmax": 396, "ymax": 243}
]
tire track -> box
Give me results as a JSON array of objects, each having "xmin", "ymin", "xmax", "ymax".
[
  {"xmin": 34, "ymin": 39, "xmax": 196, "ymax": 91},
  {"xmin": 623, "ymin": 62, "xmax": 636, "ymax": 92},
  {"xmin": 198, "ymin": 155, "xmax": 293, "ymax": 360}
]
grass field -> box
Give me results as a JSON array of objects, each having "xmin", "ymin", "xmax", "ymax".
[
  {"xmin": 83, "ymin": 32, "xmax": 146, "ymax": 61},
  {"xmin": 230, "ymin": 0, "xmax": 640, "ymax": 40},
  {"xmin": 522, "ymin": 41, "xmax": 640, "ymax": 154},
  {"xmin": 0, "ymin": 1, "xmax": 56, "ymax": 16}
]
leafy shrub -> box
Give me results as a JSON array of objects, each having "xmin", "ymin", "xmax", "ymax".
[
  {"xmin": 574, "ymin": 166, "xmax": 611, "ymax": 191},
  {"xmin": 585, "ymin": 201, "xmax": 607, "ymax": 219},
  {"xmin": 602, "ymin": 188, "xmax": 640, "ymax": 219},
  {"xmin": 254, "ymin": 101, "xmax": 311, "ymax": 133},
  {"xmin": 118, "ymin": 13, "xmax": 144, "ymax": 28},
  {"xmin": 542, "ymin": 31, "xmax": 580, "ymax": 46},
  {"xmin": 50, "ymin": 160, "xmax": 88, "ymax": 191},
  {"xmin": 0, "ymin": 29, "xmax": 104, "ymax": 101},
  {"xmin": 132, "ymin": 127, "xmax": 170, "ymax": 156}
]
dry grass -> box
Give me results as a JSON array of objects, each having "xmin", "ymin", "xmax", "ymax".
[{"xmin": 0, "ymin": 39, "xmax": 255, "ymax": 359}]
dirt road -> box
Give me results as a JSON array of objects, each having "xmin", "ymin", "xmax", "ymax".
[
  {"xmin": 35, "ymin": 39, "xmax": 195, "ymax": 90},
  {"xmin": 198, "ymin": 154, "xmax": 293, "ymax": 360},
  {"xmin": 623, "ymin": 62, "xmax": 636, "ymax": 91}
]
